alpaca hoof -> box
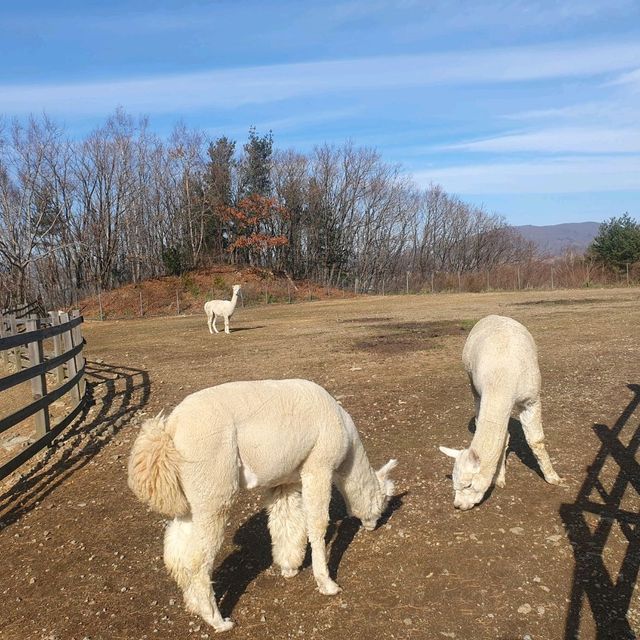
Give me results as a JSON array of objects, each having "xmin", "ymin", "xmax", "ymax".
[
  {"xmin": 546, "ymin": 473, "xmax": 562, "ymax": 486},
  {"xmin": 318, "ymin": 579, "xmax": 341, "ymax": 595},
  {"xmin": 281, "ymin": 567, "xmax": 299, "ymax": 578},
  {"xmin": 495, "ymin": 478, "xmax": 506, "ymax": 489},
  {"xmin": 214, "ymin": 618, "xmax": 234, "ymax": 633}
]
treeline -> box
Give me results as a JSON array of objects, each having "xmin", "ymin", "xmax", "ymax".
[{"xmin": 0, "ymin": 110, "xmax": 535, "ymax": 308}]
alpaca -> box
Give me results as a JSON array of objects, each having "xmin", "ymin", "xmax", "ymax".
[
  {"xmin": 128, "ymin": 379, "xmax": 398, "ymax": 633},
  {"xmin": 204, "ymin": 284, "xmax": 241, "ymax": 334},
  {"xmin": 439, "ymin": 315, "xmax": 561, "ymax": 510}
]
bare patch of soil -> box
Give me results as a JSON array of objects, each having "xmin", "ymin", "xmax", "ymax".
[
  {"xmin": 354, "ymin": 320, "xmax": 472, "ymax": 355},
  {"xmin": 1, "ymin": 286, "xmax": 639, "ymax": 640},
  {"xmin": 513, "ymin": 296, "xmax": 615, "ymax": 306}
]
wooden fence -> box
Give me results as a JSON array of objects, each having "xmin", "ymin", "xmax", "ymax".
[{"xmin": 0, "ymin": 310, "xmax": 87, "ymax": 481}]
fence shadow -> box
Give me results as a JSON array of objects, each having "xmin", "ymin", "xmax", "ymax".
[
  {"xmin": 0, "ymin": 360, "xmax": 150, "ymax": 526},
  {"xmin": 560, "ymin": 383, "xmax": 640, "ymax": 640}
]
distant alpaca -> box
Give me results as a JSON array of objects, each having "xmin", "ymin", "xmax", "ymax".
[
  {"xmin": 440, "ymin": 315, "xmax": 561, "ymax": 510},
  {"xmin": 128, "ymin": 379, "xmax": 398, "ymax": 633},
  {"xmin": 204, "ymin": 284, "xmax": 241, "ymax": 334}
]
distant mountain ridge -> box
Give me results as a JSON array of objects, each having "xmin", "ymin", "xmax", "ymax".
[{"xmin": 514, "ymin": 222, "xmax": 601, "ymax": 256}]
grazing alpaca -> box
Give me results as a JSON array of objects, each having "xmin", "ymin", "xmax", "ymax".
[
  {"xmin": 204, "ymin": 284, "xmax": 241, "ymax": 334},
  {"xmin": 128, "ymin": 379, "xmax": 398, "ymax": 633},
  {"xmin": 439, "ymin": 315, "xmax": 561, "ymax": 510}
]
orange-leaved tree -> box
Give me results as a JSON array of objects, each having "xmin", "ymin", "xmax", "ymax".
[{"xmin": 222, "ymin": 194, "xmax": 289, "ymax": 267}]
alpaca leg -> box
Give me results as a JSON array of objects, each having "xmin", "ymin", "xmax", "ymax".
[
  {"xmin": 224, "ymin": 316, "xmax": 230, "ymax": 334},
  {"xmin": 473, "ymin": 392, "xmax": 481, "ymax": 423},
  {"xmin": 495, "ymin": 434, "xmax": 509, "ymax": 488},
  {"xmin": 519, "ymin": 400, "xmax": 562, "ymax": 485},
  {"xmin": 207, "ymin": 314, "xmax": 214, "ymax": 334},
  {"xmin": 165, "ymin": 509, "xmax": 234, "ymax": 633},
  {"xmin": 301, "ymin": 470, "xmax": 340, "ymax": 595},
  {"xmin": 266, "ymin": 484, "xmax": 307, "ymax": 578},
  {"xmin": 212, "ymin": 314, "xmax": 219, "ymax": 334},
  {"xmin": 469, "ymin": 377, "xmax": 481, "ymax": 421},
  {"xmin": 172, "ymin": 443, "xmax": 239, "ymax": 633}
]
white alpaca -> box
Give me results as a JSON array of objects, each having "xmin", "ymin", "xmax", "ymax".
[
  {"xmin": 439, "ymin": 315, "xmax": 561, "ymax": 510},
  {"xmin": 128, "ymin": 379, "xmax": 397, "ymax": 633},
  {"xmin": 204, "ymin": 284, "xmax": 241, "ymax": 334}
]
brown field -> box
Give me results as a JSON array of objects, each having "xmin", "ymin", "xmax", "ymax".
[{"xmin": 1, "ymin": 287, "xmax": 639, "ymax": 640}]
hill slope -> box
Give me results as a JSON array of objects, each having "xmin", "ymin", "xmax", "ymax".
[{"xmin": 515, "ymin": 222, "xmax": 600, "ymax": 255}]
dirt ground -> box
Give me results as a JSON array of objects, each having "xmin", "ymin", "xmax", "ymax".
[{"xmin": 1, "ymin": 287, "xmax": 639, "ymax": 640}]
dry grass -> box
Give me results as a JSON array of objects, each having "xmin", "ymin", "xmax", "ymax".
[{"xmin": 1, "ymin": 286, "xmax": 639, "ymax": 640}]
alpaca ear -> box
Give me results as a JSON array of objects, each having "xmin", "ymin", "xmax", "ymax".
[
  {"xmin": 377, "ymin": 458, "xmax": 398, "ymax": 481},
  {"xmin": 439, "ymin": 446, "xmax": 462, "ymax": 459}
]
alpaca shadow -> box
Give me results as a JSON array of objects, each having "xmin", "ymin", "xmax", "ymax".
[
  {"xmin": 560, "ymin": 383, "xmax": 640, "ymax": 640},
  {"xmin": 323, "ymin": 488, "xmax": 405, "ymax": 579},
  {"xmin": 229, "ymin": 325, "xmax": 266, "ymax": 333},
  {"xmin": 0, "ymin": 360, "xmax": 150, "ymax": 526},
  {"xmin": 213, "ymin": 486, "xmax": 405, "ymax": 618},
  {"xmin": 466, "ymin": 416, "xmax": 546, "ymax": 480},
  {"xmin": 213, "ymin": 510, "xmax": 272, "ymax": 619}
]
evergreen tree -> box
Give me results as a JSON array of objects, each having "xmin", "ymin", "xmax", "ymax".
[
  {"xmin": 240, "ymin": 127, "xmax": 273, "ymax": 197},
  {"xmin": 204, "ymin": 136, "xmax": 236, "ymax": 258},
  {"xmin": 589, "ymin": 213, "xmax": 640, "ymax": 270}
]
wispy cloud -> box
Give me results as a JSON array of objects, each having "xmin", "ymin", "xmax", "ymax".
[
  {"xmin": 1, "ymin": 39, "xmax": 639, "ymax": 117},
  {"xmin": 413, "ymin": 156, "xmax": 640, "ymax": 194},
  {"xmin": 444, "ymin": 127, "xmax": 640, "ymax": 153},
  {"xmin": 609, "ymin": 67, "xmax": 640, "ymax": 88}
]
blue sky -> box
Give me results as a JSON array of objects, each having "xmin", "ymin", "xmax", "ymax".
[{"xmin": 1, "ymin": 0, "xmax": 639, "ymax": 225}]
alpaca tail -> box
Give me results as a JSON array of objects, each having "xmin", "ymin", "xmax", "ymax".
[{"xmin": 127, "ymin": 413, "xmax": 190, "ymax": 518}]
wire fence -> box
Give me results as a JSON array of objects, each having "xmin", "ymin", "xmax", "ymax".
[{"xmin": 78, "ymin": 259, "xmax": 640, "ymax": 320}]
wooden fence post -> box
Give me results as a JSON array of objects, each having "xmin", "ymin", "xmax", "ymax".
[
  {"xmin": 9, "ymin": 314, "xmax": 21, "ymax": 370},
  {"xmin": 0, "ymin": 314, "xmax": 9, "ymax": 367},
  {"xmin": 71, "ymin": 310, "xmax": 86, "ymax": 399},
  {"xmin": 60, "ymin": 312, "xmax": 80, "ymax": 404},
  {"xmin": 49, "ymin": 311, "xmax": 65, "ymax": 384},
  {"xmin": 26, "ymin": 317, "xmax": 51, "ymax": 438}
]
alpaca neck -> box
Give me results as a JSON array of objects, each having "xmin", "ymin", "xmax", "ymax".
[
  {"xmin": 337, "ymin": 436, "xmax": 381, "ymax": 519},
  {"xmin": 471, "ymin": 388, "xmax": 512, "ymax": 475},
  {"xmin": 228, "ymin": 292, "xmax": 238, "ymax": 313}
]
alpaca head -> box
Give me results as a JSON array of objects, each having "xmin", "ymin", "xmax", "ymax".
[
  {"xmin": 359, "ymin": 458, "xmax": 398, "ymax": 531},
  {"xmin": 232, "ymin": 284, "xmax": 241, "ymax": 295},
  {"xmin": 439, "ymin": 446, "xmax": 488, "ymax": 510}
]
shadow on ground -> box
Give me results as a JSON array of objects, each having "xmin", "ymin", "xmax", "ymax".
[
  {"xmin": 213, "ymin": 486, "xmax": 404, "ymax": 619},
  {"xmin": 560, "ymin": 383, "xmax": 640, "ymax": 640},
  {"xmin": 0, "ymin": 360, "xmax": 150, "ymax": 526},
  {"xmin": 467, "ymin": 416, "xmax": 547, "ymax": 480}
]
